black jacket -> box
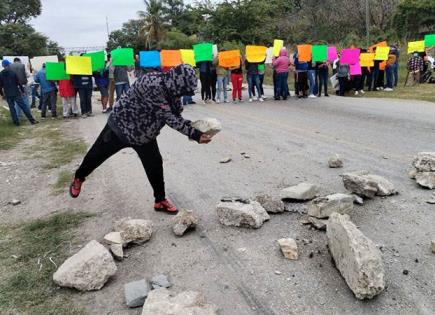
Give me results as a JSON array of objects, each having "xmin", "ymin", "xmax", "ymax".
[{"xmin": 0, "ymin": 69, "xmax": 24, "ymax": 98}]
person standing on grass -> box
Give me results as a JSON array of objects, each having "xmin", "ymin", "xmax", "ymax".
[
  {"xmin": 384, "ymin": 49, "xmax": 397, "ymax": 91},
  {"xmin": 229, "ymin": 59, "xmax": 243, "ymax": 103},
  {"xmin": 393, "ymin": 44, "xmax": 400, "ymax": 87},
  {"xmin": 9, "ymin": 58, "xmax": 30, "ymax": 119},
  {"xmin": 0, "ymin": 60, "xmax": 38, "ymax": 126},
  {"xmin": 35, "ymin": 63, "xmax": 57, "ymax": 119},
  {"xmin": 72, "ymin": 74, "xmax": 93, "ymax": 117},
  {"xmin": 58, "ymin": 78, "xmax": 78, "ymax": 118},
  {"xmin": 94, "ymin": 67, "xmax": 110, "ymax": 113},
  {"xmin": 69, "ymin": 65, "xmax": 211, "ymax": 214},
  {"xmin": 406, "ymin": 53, "xmax": 424, "ymax": 86},
  {"xmin": 337, "ymin": 61, "xmax": 350, "ymax": 96}
]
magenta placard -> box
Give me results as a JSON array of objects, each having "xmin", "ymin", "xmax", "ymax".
[
  {"xmin": 340, "ymin": 48, "xmax": 360, "ymax": 64},
  {"xmin": 350, "ymin": 62, "xmax": 362, "ymax": 75},
  {"xmin": 327, "ymin": 47, "xmax": 338, "ymax": 61}
]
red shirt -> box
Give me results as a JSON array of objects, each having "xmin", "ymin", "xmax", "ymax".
[{"xmin": 58, "ymin": 79, "xmax": 75, "ymax": 97}]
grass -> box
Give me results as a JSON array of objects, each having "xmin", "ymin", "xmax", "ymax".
[
  {"xmin": 0, "ymin": 106, "xmax": 26, "ymax": 150},
  {"xmin": 0, "ymin": 212, "xmax": 93, "ymax": 314},
  {"xmin": 52, "ymin": 169, "xmax": 74, "ymax": 195}
]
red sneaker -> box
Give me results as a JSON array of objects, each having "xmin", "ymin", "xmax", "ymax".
[
  {"xmin": 69, "ymin": 178, "xmax": 83, "ymax": 198},
  {"xmin": 154, "ymin": 199, "xmax": 178, "ymax": 214}
]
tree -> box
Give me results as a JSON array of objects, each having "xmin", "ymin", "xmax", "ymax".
[
  {"xmin": 137, "ymin": 0, "xmax": 168, "ymax": 49},
  {"xmin": 159, "ymin": 29, "xmax": 197, "ymax": 49},
  {"xmin": 393, "ymin": 0, "xmax": 435, "ymax": 40},
  {"xmin": 0, "ymin": 0, "xmax": 41, "ymax": 24},
  {"xmin": 107, "ymin": 19, "xmax": 146, "ymax": 51}
]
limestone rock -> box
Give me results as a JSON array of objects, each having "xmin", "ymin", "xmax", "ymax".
[
  {"xmin": 141, "ymin": 288, "xmax": 218, "ymax": 315},
  {"xmin": 125, "ymin": 279, "xmax": 150, "ymax": 308},
  {"xmin": 342, "ymin": 171, "xmax": 396, "ymax": 198},
  {"xmin": 220, "ymin": 157, "xmax": 231, "ymax": 163},
  {"xmin": 327, "ymin": 213, "xmax": 385, "ymax": 300},
  {"xmin": 277, "ymin": 238, "xmax": 298, "ymax": 260},
  {"xmin": 172, "ymin": 209, "xmax": 199, "ymax": 236},
  {"xmin": 110, "ymin": 244, "xmax": 124, "ymax": 260},
  {"xmin": 9, "ymin": 199, "xmax": 21, "ymax": 206},
  {"xmin": 255, "ymin": 194, "xmax": 285, "ymax": 213},
  {"xmin": 280, "ymin": 183, "xmax": 319, "ymax": 201},
  {"xmin": 308, "ymin": 193, "xmax": 354, "ymax": 219},
  {"xmin": 104, "ymin": 231, "xmax": 123, "ymax": 245},
  {"xmin": 115, "ymin": 218, "xmax": 153, "ymax": 245},
  {"xmin": 216, "ymin": 200, "xmax": 269, "ymax": 228},
  {"xmin": 192, "ymin": 118, "xmax": 222, "ymax": 137},
  {"xmin": 415, "ymin": 172, "xmax": 435, "ymax": 189},
  {"xmin": 308, "ymin": 217, "xmax": 327, "ymax": 231},
  {"xmin": 150, "ymin": 274, "xmax": 172, "ymax": 289},
  {"xmin": 328, "ymin": 154, "xmax": 343, "ymax": 168},
  {"xmin": 412, "ymin": 152, "xmax": 435, "ymax": 172},
  {"xmin": 53, "ymin": 240, "xmax": 117, "ymax": 291}
]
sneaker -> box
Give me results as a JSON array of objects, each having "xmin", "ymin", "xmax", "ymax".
[
  {"xmin": 216, "ymin": 99, "xmax": 220, "ymax": 104},
  {"xmin": 239, "ymin": 99, "xmax": 243, "ymax": 103},
  {"xmin": 262, "ymin": 95, "xmax": 267, "ymax": 100},
  {"xmin": 379, "ymin": 87, "xmax": 384, "ymax": 90},
  {"xmin": 359, "ymin": 90, "xmax": 365, "ymax": 94},
  {"xmin": 224, "ymin": 100, "xmax": 230, "ymax": 103},
  {"xmin": 69, "ymin": 178, "xmax": 83, "ymax": 198},
  {"xmin": 154, "ymin": 199, "xmax": 178, "ymax": 214},
  {"xmin": 102, "ymin": 108, "xmax": 108, "ymax": 113},
  {"xmin": 308, "ymin": 94, "xmax": 317, "ymax": 98},
  {"xmin": 376, "ymin": 87, "xmax": 381, "ymax": 91},
  {"xmin": 384, "ymin": 88, "xmax": 393, "ymax": 92},
  {"xmin": 249, "ymin": 98, "xmax": 253, "ymax": 102},
  {"xmin": 30, "ymin": 120, "xmax": 39, "ymax": 125},
  {"xmin": 355, "ymin": 91, "xmax": 359, "ymax": 95},
  {"xmin": 259, "ymin": 97, "xmax": 264, "ymax": 102}
]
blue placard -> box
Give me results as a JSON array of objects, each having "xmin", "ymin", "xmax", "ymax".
[{"xmin": 139, "ymin": 51, "xmax": 161, "ymax": 68}]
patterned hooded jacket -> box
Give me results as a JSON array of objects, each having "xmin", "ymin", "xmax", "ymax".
[{"xmin": 108, "ymin": 64, "xmax": 202, "ymax": 145}]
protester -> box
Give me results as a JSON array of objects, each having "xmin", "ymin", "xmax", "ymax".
[
  {"xmin": 293, "ymin": 52, "xmax": 308, "ymax": 98},
  {"xmin": 307, "ymin": 60, "xmax": 318, "ymax": 98},
  {"xmin": 30, "ymin": 77, "xmax": 41, "ymax": 109},
  {"xmin": 316, "ymin": 60, "xmax": 329, "ymax": 97},
  {"xmin": 406, "ymin": 52, "xmax": 424, "ymax": 86},
  {"xmin": 35, "ymin": 63, "xmax": 57, "ymax": 119},
  {"xmin": 216, "ymin": 62, "xmax": 229, "ymax": 103},
  {"xmin": 337, "ymin": 61, "xmax": 350, "ymax": 96},
  {"xmin": 273, "ymin": 48, "xmax": 290, "ymax": 100},
  {"xmin": 258, "ymin": 61, "xmax": 266, "ymax": 99},
  {"xmin": 245, "ymin": 60, "xmax": 263, "ymax": 102},
  {"xmin": 197, "ymin": 61, "xmax": 212, "ymax": 103},
  {"xmin": 384, "ymin": 49, "xmax": 397, "ymax": 91},
  {"xmin": 73, "ymin": 74, "xmax": 93, "ymax": 117},
  {"xmin": 58, "ymin": 78, "xmax": 78, "ymax": 118},
  {"xmin": 393, "ymin": 44, "xmax": 400, "ymax": 87},
  {"xmin": 69, "ymin": 65, "xmax": 211, "ymax": 214},
  {"xmin": 9, "ymin": 58, "xmax": 30, "ymax": 118},
  {"xmin": 94, "ymin": 67, "xmax": 110, "ymax": 113},
  {"xmin": 230, "ymin": 59, "xmax": 243, "ymax": 103},
  {"xmin": 0, "ymin": 60, "xmax": 38, "ymax": 126},
  {"xmin": 210, "ymin": 60, "xmax": 217, "ymax": 102},
  {"xmin": 114, "ymin": 66, "xmax": 130, "ymax": 101}
]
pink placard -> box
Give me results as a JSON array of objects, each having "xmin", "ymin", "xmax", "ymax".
[
  {"xmin": 350, "ymin": 62, "xmax": 362, "ymax": 76},
  {"xmin": 341, "ymin": 48, "xmax": 360, "ymax": 64},
  {"xmin": 327, "ymin": 47, "xmax": 337, "ymax": 61}
]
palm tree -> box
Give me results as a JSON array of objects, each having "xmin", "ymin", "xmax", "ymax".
[{"xmin": 137, "ymin": 0, "xmax": 168, "ymax": 49}]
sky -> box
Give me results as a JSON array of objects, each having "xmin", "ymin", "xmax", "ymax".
[{"xmin": 31, "ymin": 0, "xmax": 146, "ymax": 48}]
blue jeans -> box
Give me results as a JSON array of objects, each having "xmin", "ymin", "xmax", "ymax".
[
  {"xmin": 182, "ymin": 95, "xmax": 192, "ymax": 105},
  {"xmin": 6, "ymin": 95, "xmax": 35, "ymax": 125},
  {"xmin": 31, "ymin": 83, "xmax": 41, "ymax": 108},
  {"xmin": 247, "ymin": 74, "xmax": 261, "ymax": 99},
  {"xmin": 393, "ymin": 63, "xmax": 399, "ymax": 87},
  {"xmin": 386, "ymin": 65, "xmax": 394, "ymax": 89},
  {"xmin": 115, "ymin": 83, "xmax": 130, "ymax": 101},
  {"xmin": 308, "ymin": 70, "xmax": 318, "ymax": 95},
  {"xmin": 275, "ymin": 72, "xmax": 289, "ymax": 99},
  {"xmin": 217, "ymin": 76, "xmax": 228, "ymax": 101},
  {"xmin": 14, "ymin": 85, "xmax": 30, "ymax": 119},
  {"xmin": 317, "ymin": 70, "xmax": 328, "ymax": 95}
]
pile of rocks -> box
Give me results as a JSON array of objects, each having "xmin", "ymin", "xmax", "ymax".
[{"xmin": 409, "ymin": 152, "xmax": 435, "ymax": 189}]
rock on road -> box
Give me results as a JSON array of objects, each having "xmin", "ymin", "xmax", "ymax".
[{"xmin": 71, "ymin": 94, "xmax": 435, "ymax": 315}]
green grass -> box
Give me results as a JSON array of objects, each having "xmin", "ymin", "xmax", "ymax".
[
  {"xmin": 52, "ymin": 169, "xmax": 74, "ymax": 195},
  {"xmin": 0, "ymin": 107, "xmax": 26, "ymax": 150},
  {"xmin": 0, "ymin": 212, "xmax": 93, "ymax": 314}
]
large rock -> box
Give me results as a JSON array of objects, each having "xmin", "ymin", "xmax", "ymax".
[
  {"xmin": 277, "ymin": 238, "xmax": 298, "ymax": 260},
  {"xmin": 327, "ymin": 213, "xmax": 385, "ymax": 300},
  {"xmin": 415, "ymin": 172, "xmax": 435, "ymax": 189},
  {"xmin": 280, "ymin": 183, "xmax": 319, "ymax": 201},
  {"xmin": 342, "ymin": 171, "xmax": 396, "ymax": 198},
  {"xmin": 53, "ymin": 240, "xmax": 117, "ymax": 291},
  {"xmin": 172, "ymin": 209, "xmax": 199, "ymax": 236},
  {"xmin": 192, "ymin": 118, "xmax": 222, "ymax": 137},
  {"xmin": 125, "ymin": 279, "xmax": 150, "ymax": 308},
  {"xmin": 308, "ymin": 193, "xmax": 354, "ymax": 219},
  {"xmin": 255, "ymin": 194, "xmax": 285, "ymax": 213},
  {"xmin": 216, "ymin": 200, "xmax": 270, "ymax": 228},
  {"xmin": 328, "ymin": 154, "xmax": 343, "ymax": 168},
  {"xmin": 412, "ymin": 152, "xmax": 435, "ymax": 172},
  {"xmin": 142, "ymin": 288, "xmax": 218, "ymax": 315},
  {"xmin": 115, "ymin": 218, "xmax": 153, "ymax": 244}
]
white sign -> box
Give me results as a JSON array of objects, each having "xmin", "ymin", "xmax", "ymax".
[
  {"xmin": 30, "ymin": 55, "xmax": 59, "ymax": 72},
  {"xmin": 266, "ymin": 47, "xmax": 273, "ymax": 64}
]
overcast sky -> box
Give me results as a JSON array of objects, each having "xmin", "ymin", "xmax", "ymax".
[{"xmin": 31, "ymin": 0, "xmax": 146, "ymax": 48}]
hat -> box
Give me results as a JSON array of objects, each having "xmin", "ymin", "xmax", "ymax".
[{"xmin": 2, "ymin": 60, "xmax": 11, "ymax": 67}]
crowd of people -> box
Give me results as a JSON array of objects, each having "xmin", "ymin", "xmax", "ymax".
[{"xmin": 0, "ymin": 46, "xmax": 434, "ymax": 127}]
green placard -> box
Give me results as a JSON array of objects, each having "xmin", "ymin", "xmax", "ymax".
[
  {"xmin": 84, "ymin": 51, "xmax": 106, "ymax": 71},
  {"xmin": 193, "ymin": 43, "xmax": 213, "ymax": 63},
  {"xmin": 46, "ymin": 62, "xmax": 70, "ymax": 81},
  {"xmin": 312, "ymin": 45, "xmax": 327, "ymax": 62},
  {"xmin": 424, "ymin": 34, "xmax": 435, "ymax": 47},
  {"xmin": 111, "ymin": 48, "xmax": 134, "ymax": 66}
]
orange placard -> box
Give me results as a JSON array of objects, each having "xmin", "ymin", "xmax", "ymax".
[
  {"xmin": 218, "ymin": 50, "xmax": 240, "ymax": 68},
  {"xmin": 245, "ymin": 45, "xmax": 267, "ymax": 63},
  {"xmin": 297, "ymin": 44, "xmax": 312, "ymax": 62},
  {"xmin": 160, "ymin": 50, "xmax": 182, "ymax": 67},
  {"xmin": 379, "ymin": 60, "xmax": 387, "ymax": 71}
]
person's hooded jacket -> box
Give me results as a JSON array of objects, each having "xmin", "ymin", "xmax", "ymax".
[
  {"xmin": 272, "ymin": 48, "xmax": 290, "ymax": 74},
  {"xmin": 108, "ymin": 64, "xmax": 202, "ymax": 145}
]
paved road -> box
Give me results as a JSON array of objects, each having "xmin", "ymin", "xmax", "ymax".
[{"xmin": 72, "ymin": 93, "xmax": 434, "ymax": 315}]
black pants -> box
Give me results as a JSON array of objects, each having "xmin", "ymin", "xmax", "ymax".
[
  {"xmin": 317, "ymin": 70, "xmax": 328, "ymax": 95},
  {"xmin": 338, "ymin": 77, "xmax": 347, "ymax": 96},
  {"xmin": 75, "ymin": 124, "xmax": 166, "ymax": 202},
  {"xmin": 41, "ymin": 90, "xmax": 57, "ymax": 117},
  {"xmin": 199, "ymin": 73, "xmax": 211, "ymax": 101},
  {"xmin": 210, "ymin": 70, "xmax": 217, "ymax": 101},
  {"xmin": 296, "ymin": 72, "xmax": 308, "ymax": 97},
  {"xmin": 78, "ymin": 88, "xmax": 93, "ymax": 115}
]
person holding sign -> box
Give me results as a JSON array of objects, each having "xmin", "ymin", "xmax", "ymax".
[
  {"xmin": 35, "ymin": 63, "xmax": 58, "ymax": 119},
  {"xmin": 272, "ymin": 48, "xmax": 290, "ymax": 100},
  {"xmin": 69, "ymin": 65, "xmax": 212, "ymax": 214},
  {"xmin": 59, "ymin": 78, "xmax": 78, "ymax": 118}
]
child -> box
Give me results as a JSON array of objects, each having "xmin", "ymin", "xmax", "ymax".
[
  {"xmin": 230, "ymin": 59, "xmax": 243, "ymax": 103},
  {"xmin": 58, "ymin": 78, "xmax": 78, "ymax": 118}
]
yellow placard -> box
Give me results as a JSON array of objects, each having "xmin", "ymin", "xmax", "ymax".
[
  {"xmin": 180, "ymin": 49, "xmax": 195, "ymax": 66},
  {"xmin": 65, "ymin": 56, "xmax": 92, "ymax": 75},
  {"xmin": 273, "ymin": 39, "xmax": 284, "ymax": 57},
  {"xmin": 407, "ymin": 41, "xmax": 425, "ymax": 54},
  {"xmin": 245, "ymin": 45, "xmax": 267, "ymax": 63},
  {"xmin": 374, "ymin": 46, "xmax": 390, "ymax": 61},
  {"xmin": 360, "ymin": 53, "xmax": 375, "ymax": 67}
]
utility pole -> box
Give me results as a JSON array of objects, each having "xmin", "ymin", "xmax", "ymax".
[
  {"xmin": 106, "ymin": 16, "xmax": 110, "ymax": 41},
  {"xmin": 366, "ymin": 0, "xmax": 370, "ymax": 47}
]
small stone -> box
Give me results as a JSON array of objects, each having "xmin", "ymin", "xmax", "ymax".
[
  {"xmin": 402, "ymin": 269, "xmax": 409, "ymax": 275},
  {"xmin": 220, "ymin": 157, "xmax": 232, "ymax": 163},
  {"xmin": 243, "ymin": 154, "xmax": 250, "ymax": 159},
  {"xmin": 114, "ymin": 218, "xmax": 153, "ymax": 245},
  {"xmin": 280, "ymin": 183, "xmax": 319, "ymax": 201},
  {"xmin": 308, "ymin": 252, "xmax": 314, "ymax": 258},
  {"xmin": 414, "ymin": 259, "xmax": 419, "ymax": 263},
  {"xmin": 277, "ymin": 238, "xmax": 298, "ymax": 260},
  {"xmin": 353, "ymin": 195, "xmax": 364, "ymax": 205},
  {"xmin": 9, "ymin": 199, "xmax": 21, "ymax": 206},
  {"xmin": 110, "ymin": 244, "xmax": 124, "ymax": 260},
  {"xmin": 308, "ymin": 217, "xmax": 327, "ymax": 231},
  {"xmin": 274, "ymin": 270, "xmax": 282, "ymax": 275},
  {"xmin": 172, "ymin": 209, "xmax": 199, "ymax": 236},
  {"xmin": 308, "ymin": 193, "xmax": 354, "ymax": 219},
  {"xmin": 255, "ymin": 194, "xmax": 285, "ymax": 213},
  {"xmin": 216, "ymin": 200, "xmax": 270, "ymax": 229},
  {"xmin": 150, "ymin": 274, "xmax": 172, "ymax": 289},
  {"xmin": 125, "ymin": 279, "xmax": 150, "ymax": 308},
  {"xmin": 103, "ymin": 231, "xmax": 123, "ymax": 245},
  {"xmin": 192, "ymin": 118, "xmax": 222, "ymax": 137},
  {"xmin": 328, "ymin": 154, "xmax": 343, "ymax": 168}
]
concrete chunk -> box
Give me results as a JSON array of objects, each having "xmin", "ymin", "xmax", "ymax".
[
  {"xmin": 328, "ymin": 154, "xmax": 343, "ymax": 168},
  {"xmin": 115, "ymin": 218, "xmax": 153, "ymax": 245},
  {"xmin": 277, "ymin": 238, "xmax": 298, "ymax": 260},
  {"xmin": 172, "ymin": 209, "xmax": 199, "ymax": 236},
  {"xmin": 415, "ymin": 172, "xmax": 435, "ymax": 189},
  {"xmin": 104, "ymin": 231, "xmax": 123, "ymax": 245},
  {"xmin": 192, "ymin": 118, "xmax": 222, "ymax": 137},
  {"xmin": 255, "ymin": 194, "xmax": 285, "ymax": 213},
  {"xmin": 216, "ymin": 200, "xmax": 269, "ymax": 228},
  {"xmin": 280, "ymin": 183, "xmax": 319, "ymax": 201},
  {"xmin": 150, "ymin": 274, "xmax": 172, "ymax": 289},
  {"xmin": 342, "ymin": 171, "xmax": 396, "ymax": 198},
  {"xmin": 125, "ymin": 279, "xmax": 150, "ymax": 308},
  {"xmin": 308, "ymin": 193, "xmax": 354, "ymax": 219}
]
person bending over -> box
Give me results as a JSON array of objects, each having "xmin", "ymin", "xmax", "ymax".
[{"xmin": 69, "ymin": 64, "xmax": 211, "ymax": 214}]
